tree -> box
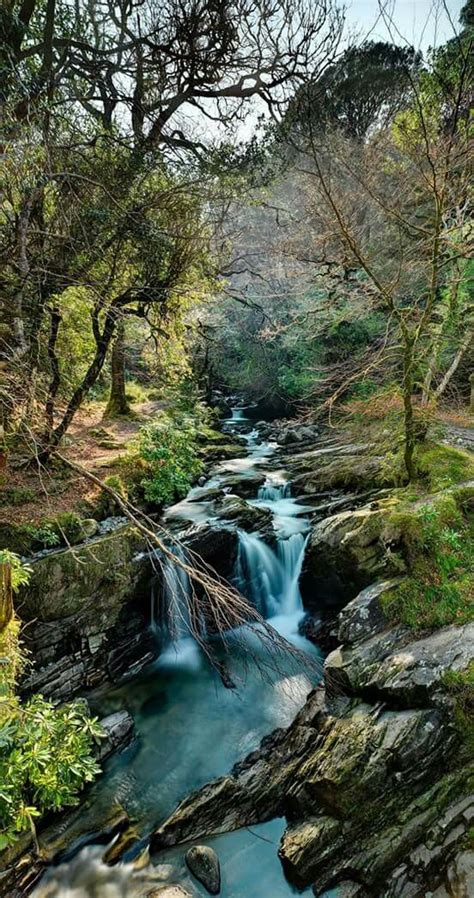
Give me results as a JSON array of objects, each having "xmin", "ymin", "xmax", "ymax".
[{"xmin": 284, "ymin": 41, "xmax": 422, "ymax": 140}]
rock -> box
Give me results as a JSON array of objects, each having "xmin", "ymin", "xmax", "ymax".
[
  {"xmin": 337, "ymin": 578, "xmax": 402, "ymax": 644},
  {"xmin": 325, "ymin": 621, "xmax": 474, "ymax": 706},
  {"xmin": 18, "ymin": 526, "xmax": 155, "ymax": 701},
  {"xmin": 188, "ymin": 486, "xmax": 224, "ymax": 503},
  {"xmin": 185, "ymin": 845, "xmax": 221, "ymax": 894},
  {"xmin": 146, "ymin": 888, "xmax": 191, "ymax": 898},
  {"xmin": 446, "ymin": 850, "xmax": 474, "ymax": 897},
  {"xmin": 97, "ymin": 711, "xmax": 135, "ymax": 762},
  {"xmin": 216, "ymin": 471, "xmax": 267, "ymax": 498},
  {"xmin": 215, "ymin": 495, "xmax": 273, "ymax": 532},
  {"xmin": 77, "ymin": 517, "xmax": 100, "ymax": 541},
  {"xmin": 300, "ymin": 506, "xmax": 405, "ymax": 612},
  {"xmin": 182, "ymin": 524, "xmax": 238, "ymax": 580},
  {"xmin": 200, "ymin": 443, "xmax": 247, "ymax": 462}
]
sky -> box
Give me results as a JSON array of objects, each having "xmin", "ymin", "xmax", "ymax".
[{"xmin": 344, "ymin": 0, "xmax": 464, "ymax": 51}]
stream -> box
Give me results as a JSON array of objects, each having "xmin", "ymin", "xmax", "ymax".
[{"xmin": 33, "ymin": 409, "xmax": 325, "ymax": 898}]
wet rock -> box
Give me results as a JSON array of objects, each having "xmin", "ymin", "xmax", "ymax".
[
  {"xmin": 215, "ymin": 471, "xmax": 267, "ymax": 498},
  {"xmin": 300, "ymin": 506, "xmax": 405, "ymax": 612},
  {"xmin": 337, "ymin": 578, "xmax": 402, "ymax": 644},
  {"xmin": 146, "ymin": 888, "xmax": 191, "ymax": 898},
  {"xmin": 182, "ymin": 523, "xmax": 238, "ymax": 579},
  {"xmin": 185, "ymin": 845, "xmax": 221, "ymax": 894},
  {"xmin": 188, "ymin": 486, "xmax": 224, "ymax": 503},
  {"xmin": 97, "ymin": 710, "xmax": 135, "ymax": 762},
  {"xmin": 325, "ymin": 621, "xmax": 474, "ymax": 706},
  {"xmin": 215, "ymin": 495, "xmax": 273, "ymax": 532},
  {"xmin": 277, "ymin": 424, "xmax": 319, "ymax": 446}
]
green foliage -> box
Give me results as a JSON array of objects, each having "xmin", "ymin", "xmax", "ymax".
[
  {"xmin": 0, "ymin": 488, "xmax": 36, "ymax": 508},
  {"xmin": 138, "ymin": 413, "xmax": 203, "ymax": 505},
  {"xmin": 0, "ymin": 698, "xmax": 103, "ymax": 849},
  {"xmin": 0, "ymin": 552, "xmax": 31, "ymax": 593},
  {"xmin": 382, "ymin": 496, "xmax": 474, "ymax": 630},
  {"xmin": 415, "ymin": 443, "xmax": 474, "ymax": 491}
]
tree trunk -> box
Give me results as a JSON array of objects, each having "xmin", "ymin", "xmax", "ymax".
[
  {"xmin": 104, "ymin": 319, "xmax": 130, "ymax": 418},
  {"xmin": 434, "ymin": 330, "xmax": 473, "ymax": 402},
  {"xmin": 402, "ymin": 340, "xmax": 416, "ymax": 482},
  {"xmin": 0, "ymin": 562, "xmax": 13, "ymax": 631}
]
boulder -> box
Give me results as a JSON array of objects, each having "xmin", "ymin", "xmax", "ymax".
[
  {"xmin": 337, "ymin": 578, "xmax": 402, "ymax": 644},
  {"xmin": 182, "ymin": 524, "xmax": 238, "ymax": 580},
  {"xmin": 325, "ymin": 621, "xmax": 474, "ymax": 706},
  {"xmin": 215, "ymin": 495, "xmax": 273, "ymax": 533},
  {"xmin": 300, "ymin": 506, "xmax": 405, "ymax": 612},
  {"xmin": 216, "ymin": 471, "xmax": 267, "ymax": 498},
  {"xmin": 185, "ymin": 845, "xmax": 221, "ymax": 894},
  {"xmin": 96, "ymin": 711, "xmax": 135, "ymax": 762}
]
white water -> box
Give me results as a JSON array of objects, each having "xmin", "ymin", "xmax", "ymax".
[{"xmin": 33, "ymin": 412, "xmax": 324, "ymax": 898}]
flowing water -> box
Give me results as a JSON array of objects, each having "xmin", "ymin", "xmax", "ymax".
[{"xmin": 34, "ymin": 412, "xmax": 326, "ymax": 898}]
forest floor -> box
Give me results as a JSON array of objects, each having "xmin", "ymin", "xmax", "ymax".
[{"xmin": 1, "ymin": 398, "xmax": 167, "ymax": 525}]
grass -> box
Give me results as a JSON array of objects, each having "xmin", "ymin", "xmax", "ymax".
[{"xmin": 381, "ymin": 493, "xmax": 474, "ymax": 631}]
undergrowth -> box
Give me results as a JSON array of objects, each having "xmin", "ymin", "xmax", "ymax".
[{"xmin": 381, "ymin": 495, "xmax": 474, "ymax": 631}]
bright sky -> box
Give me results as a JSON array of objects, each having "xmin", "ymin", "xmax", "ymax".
[{"xmin": 345, "ymin": 0, "xmax": 464, "ymax": 51}]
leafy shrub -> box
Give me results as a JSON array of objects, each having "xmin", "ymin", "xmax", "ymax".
[
  {"xmin": 138, "ymin": 414, "xmax": 203, "ymax": 504},
  {"xmin": 0, "ymin": 555, "xmax": 103, "ymax": 850},
  {"xmin": 0, "ymin": 698, "xmax": 103, "ymax": 850}
]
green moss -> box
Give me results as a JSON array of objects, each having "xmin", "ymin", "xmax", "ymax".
[
  {"xmin": 381, "ymin": 494, "xmax": 473, "ymax": 631},
  {"xmin": 0, "ymin": 487, "xmax": 37, "ymax": 508},
  {"xmin": 415, "ymin": 442, "xmax": 474, "ymax": 491},
  {"xmin": 441, "ymin": 662, "xmax": 474, "ymax": 755}
]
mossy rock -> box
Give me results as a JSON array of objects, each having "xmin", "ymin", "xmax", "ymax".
[
  {"xmin": 199, "ymin": 443, "xmax": 247, "ymax": 462},
  {"xmin": 415, "ymin": 442, "xmax": 474, "ymax": 491}
]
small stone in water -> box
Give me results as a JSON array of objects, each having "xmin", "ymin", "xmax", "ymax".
[{"xmin": 185, "ymin": 845, "xmax": 221, "ymax": 895}]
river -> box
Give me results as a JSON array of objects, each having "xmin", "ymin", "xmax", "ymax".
[{"xmin": 34, "ymin": 409, "xmax": 327, "ymax": 898}]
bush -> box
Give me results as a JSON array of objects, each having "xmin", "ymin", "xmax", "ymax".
[
  {"xmin": 138, "ymin": 413, "xmax": 203, "ymax": 504},
  {"xmin": 0, "ymin": 555, "xmax": 103, "ymax": 850}
]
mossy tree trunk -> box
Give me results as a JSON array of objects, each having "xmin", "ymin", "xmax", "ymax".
[
  {"xmin": 0, "ymin": 562, "xmax": 13, "ymax": 631},
  {"xmin": 402, "ymin": 338, "xmax": 416, "ymax": 483},
  {"xmin": 104, "ymin": 318, "xmax": 130, "ymax": 418}
]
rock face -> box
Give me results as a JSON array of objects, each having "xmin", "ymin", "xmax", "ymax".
[
  {"xmin": 300, "ymin": 505, "xmax": 405, "ymax": 611},
  {"xmin": 325, "ymin": 621, "xmax": 474, "ymax": 706},
  {"xmin": 18, "ymin": 526, "xmax": 155, "ymax": 701},
  {"xmin": 185, "ymin": 845, "xmax": 221, "ymax": 894}
]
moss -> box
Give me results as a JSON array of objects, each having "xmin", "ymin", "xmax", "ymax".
[
  {"xmin": 415, "ymin": 442, "xmax": 474, "ymax": 491},
  {"xmin": 441, "ymin": 662, "xmax": 474, "ymax": 755},
  {"xmin": 381, "ymin": 493, "xmax": 473, "ymax": 631}
]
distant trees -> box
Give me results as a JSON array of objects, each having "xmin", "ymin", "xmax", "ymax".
[{"xmin": 286, "ymin": 41, "xmax": 422, "ymax": 139}]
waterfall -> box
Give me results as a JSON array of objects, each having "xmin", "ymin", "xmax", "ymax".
[
  {"xmin": 258, "ymin": 479, "xmax": 290, "ymax": 501},
  {"xmin": 235, "ymin": 530, "xmax": 307, "ymax": 619},
  {"xmin": 150, "ymin": 546, "xmax": 192, "ymax": 642}
]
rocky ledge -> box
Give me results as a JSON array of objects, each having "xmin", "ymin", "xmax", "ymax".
[{"xmin": 149, "ymin": 575, "xmax": 474, "ymax": 897}]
